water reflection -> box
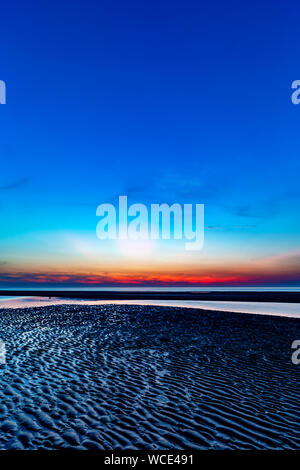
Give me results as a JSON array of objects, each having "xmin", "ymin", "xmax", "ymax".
[{"xmin": 0, "ymin": 296, "xmax": 300, "ymax": 318}]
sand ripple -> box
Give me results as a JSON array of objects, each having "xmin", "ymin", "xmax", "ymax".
[{"xmin": 0, "ymin": 304, "xmax": 299, "ymax": 449}]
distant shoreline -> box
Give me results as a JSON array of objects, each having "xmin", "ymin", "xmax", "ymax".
[{"xmin": 1, "ymin": 289, "xmax": 300, "ymax": 303}]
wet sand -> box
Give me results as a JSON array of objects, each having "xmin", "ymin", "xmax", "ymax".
[{"xmin": 0, "ymin": 304, "xmax": 299, "ymax": 450}]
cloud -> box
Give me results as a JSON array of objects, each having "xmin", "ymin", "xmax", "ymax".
[
  {"xmin": 256, "ymin": 250, "xmax": 300, "ymax": 268},
  {"xmin": 0, "ymin": 271, "xmax": 250, "ymax": 286},
  {"xmin": 231, "ymin": 224, "xmax": 257, "ymax": 229},
  {"xmin": 221, "ymin": 202, "xmax": 276, "ymax": 221},
  {"xmin": 221, "ymin": 187, "xmax": 300, "ymax": 222},
  {"xmin": 0, "ymin": 261, "xmax": 8, "ymax": 270},
  {"xmin": 117, "ymin": 171, "xmax": 231, "ymax": 205},
  {"xmin": 205, "ymin": 224, "xmax": 256, "ymax": 230},
  {"xmin": 0, "ymin": 177, "xmax": 29, "ymax": 191}
]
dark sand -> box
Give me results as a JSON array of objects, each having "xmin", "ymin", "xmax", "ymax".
[{"xmin": 0, "ymin": 304, "xmax": 299, "ymax": 450}]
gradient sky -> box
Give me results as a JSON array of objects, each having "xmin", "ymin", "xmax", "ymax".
[{"xmin": 0, "ymin": 0, "xmax": 300, "ymax": 286}]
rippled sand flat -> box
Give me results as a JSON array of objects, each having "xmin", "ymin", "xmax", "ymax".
[{"xmin": 0, "ymin": 304, "xmax": 299, "ymax": 450}]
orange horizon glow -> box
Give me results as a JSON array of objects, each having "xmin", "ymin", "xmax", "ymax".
[
  {"xmin": 1, "ymin": 238, "xmax": 300, "ymax": 287},
  {"xmin": 1, "ymin": 265, "xmax": 299, "ymax": 286}
]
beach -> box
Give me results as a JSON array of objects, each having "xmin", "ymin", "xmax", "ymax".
[{"xmin": 0, "ymin": 304, "xmax": 299, "ymax": 450}]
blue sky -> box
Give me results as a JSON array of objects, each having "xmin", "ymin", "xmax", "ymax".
[{"xmin": 0, "ymin": 0, "xmax": 300, "ymax": 286}]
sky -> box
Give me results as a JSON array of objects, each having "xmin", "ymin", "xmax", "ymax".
[{"xmin": 0, "ymin": 0, "xmax": 300, "ymax": 287}]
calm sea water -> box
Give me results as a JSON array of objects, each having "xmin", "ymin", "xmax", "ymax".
[{"xmin": 0, "ymin": 294, "xmax": 300, "ymax": 318}]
